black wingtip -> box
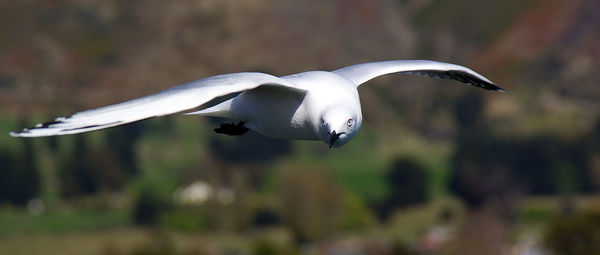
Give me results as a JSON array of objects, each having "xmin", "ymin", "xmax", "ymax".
[
  {"xmin": 9, "ymin": 118, "xmax": 67, "ymax": 137},
  {"xmin": 9, "ymin": 127, "xmax": 31, "ymax": 137},
  {"xmin": 491, "ymin": 84, "xmax": 511, "ymax": 94},
  {"xmin": 498, "ymin": 88, "xmax": 512, "ymax": 94}
]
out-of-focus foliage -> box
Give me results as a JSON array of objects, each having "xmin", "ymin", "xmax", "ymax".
[
  {"xmin": 545, "ymin": 210, "xmax": 600, "ymax": 255},
  {"xmin": 133, "ymin": 187, "xmax": 170, "ymax": 226},
  {"xmin": 52, "ymin": 122, "xmax": 144, "ymax": 199},
  {"xmin": 279, "ymin": 168, "xmax": 342, "ymax": 243},
  {"xmin": 250, "ymin": 238, "xmax": 300, "ymax": 255},
  {"xmin": 0, "ymin": 140, "xmax": 40, "ymax": 206},
  {"xmin": 450, "ymin": 92, "xmax": 599, "ymax": 207},
  {"xmin": 374, "ymin": 156, "xmax": 428, "ymax": 220}
]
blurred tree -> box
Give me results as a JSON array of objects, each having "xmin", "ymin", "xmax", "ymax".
[
  {"xmin": 373, "ymin": 156, "xmax": 428, "ymax": 220},
  {"xmin": 0, "ymin": 149, "xmax": 19, "ymax": 204},
  {"xmin": 449, "ymin": 92, "xmax": 595, "ymax": 208},
  {"xmin": 591, "ymin": 118, "xmax": 600, "ymax": 147},
  {"xmin": 105, "ymin": 121, "xmax": 145, "ymax": 177},
  {"xmin": 59, "ymin": 136, "xmax": 97, "ymax": 196},
  {"xmin": 449, "ymin": 92, "xmax": 512, "ymax": 207},
  {"xmin": 451, "ymin": 131, "xmax": 595, "ymax": 206},
  {"xmin": 589, "ymin": 118, "xmax": 600, "ymax": 189},
  {"xmin": 252, "ymin": 207, "xmax": 281, "ymax": 228},
  {"xmin": 58, "ymin": 133, "xmax": 137, "ymax": 198},
  {"xmin": 208, "ymin": 118, "xmax": 292, "ymax": 198},
  {"xmin": 512, "ymin": 136, "xmax": 591, "ymax": 194},
  {"xmin": 19, "ymin": 139, "xmax": 41, "ymax": 205},
  {"xmin": 132, "ymin": 187, "xmax": 170, "ymax": 226},
  {"xmin": 454, "ymin": 91, "xmax": 485, "ymax": 129},
  {"xmin": 0, "ymin": 140, "xmax": 41, "ymax": 206}
]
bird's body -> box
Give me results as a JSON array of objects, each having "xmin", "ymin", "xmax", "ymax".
[
  {"xmin": 194, "ymin": 71, "xmax": 361, "ymax": 141},
  {"xmin": 10, "ymin": 60, "xmax": 508, "ymax": 148},
  {"xmin": 215, "ymin": 81, "xmax": 315, "ymax": 140}
]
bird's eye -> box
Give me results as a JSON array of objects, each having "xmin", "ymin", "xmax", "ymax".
[{"xmin": 347, "ymin": 118, "xmax": 353, "ymax": 127}]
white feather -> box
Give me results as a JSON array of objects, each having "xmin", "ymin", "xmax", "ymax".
[
  {"xmin": 11, "ymin": 72, "xmax": 298, "ymax": 137},
  {"xmin": 333, "ymin": 60, "xmax": 508, "ymax": 93}
]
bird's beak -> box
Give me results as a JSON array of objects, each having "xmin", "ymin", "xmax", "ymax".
[{"xmin": 329, "ymin": 130, "xmax": 344, "ymax": 149}]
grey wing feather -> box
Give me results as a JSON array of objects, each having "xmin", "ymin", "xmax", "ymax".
[
  {"xmin": 10, "ymin": 72, "xmax": 299, "ymax": 137},
  {"xmin": 332, "ymin": 60, "xmax": 509, "ymax": 93}
]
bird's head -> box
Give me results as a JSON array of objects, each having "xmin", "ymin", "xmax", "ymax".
[{"xmin": 319, "ymin": 107, "xmax": 361, "ymax": 148}]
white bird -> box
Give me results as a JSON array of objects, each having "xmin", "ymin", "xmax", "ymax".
[{"xmin": 10, "ymin": 60, "xmax": 508, "ymax": 148}]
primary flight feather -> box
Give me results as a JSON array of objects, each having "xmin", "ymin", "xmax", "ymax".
[{"xmin": 10, "ymin": 60, "xmax": 508, "ymax": 148}]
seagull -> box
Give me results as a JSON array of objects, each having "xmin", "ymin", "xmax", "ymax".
[{"xmin": 10, "ymin": 60, "xmax": 508, "ymax": 148}]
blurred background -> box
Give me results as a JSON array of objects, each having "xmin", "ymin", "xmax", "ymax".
[{"xmin": 1, "ymin": 0, "xmax": 600, "ymax": 254}]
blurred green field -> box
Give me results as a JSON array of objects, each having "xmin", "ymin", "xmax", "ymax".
[{"xmin": 2, "ymin": 195, "xmax": 599, "ymax": 255}]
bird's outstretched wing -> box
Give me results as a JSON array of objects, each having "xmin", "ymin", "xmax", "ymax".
[
  {"xmin": 11, "ymin": 72, "xmax": 300, "ymax": 137},
  {"xmin": 332, "ymin": 60, "xmax": 509, "ymax": 93}
]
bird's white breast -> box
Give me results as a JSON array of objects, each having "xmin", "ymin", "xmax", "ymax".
[{"xmin": 228, "ymin": 71, "xmax": 360, "ymax": 140}]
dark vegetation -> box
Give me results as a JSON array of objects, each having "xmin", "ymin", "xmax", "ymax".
[
  {"xmin": 0, "ymin": 140, "xmax": 40, "ymax": 206},
  {"xmin": 450, "ymin": 93, "xmax": 600, "ymax": 207},
  {"xmin": 373, "ymin": 157, "xmax": 428, "ymax": 220},
  {"xmin": 545, "ymin": 210, "xmax": 600, "ymax": 255}
]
